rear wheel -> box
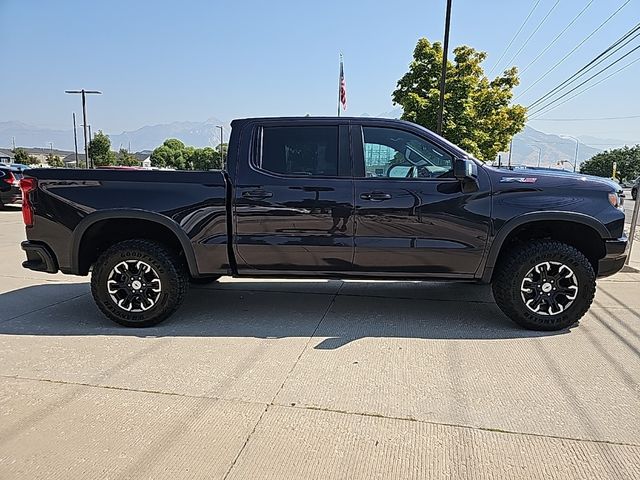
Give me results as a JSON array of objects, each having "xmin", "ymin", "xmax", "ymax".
[
  {"xmin": 492, "ymin": 240, "xmax": 596, "ymax": 331},
  {"xmin": 91, "ymin": 239, "xmax": 188, "ymax": 327}
]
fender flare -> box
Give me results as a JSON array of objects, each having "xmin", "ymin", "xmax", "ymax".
[
  {"xmin": 479, "ymin": 211, "xmax": 609, "ymax": 283},
  {"xmin": 71, "ymin": 209, "xmax": 199, "ymax": 276}
]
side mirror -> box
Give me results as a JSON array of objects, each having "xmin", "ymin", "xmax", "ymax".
[{"xmin": 454, "ymin": 158, "xmax": 477, "ymax": 180}]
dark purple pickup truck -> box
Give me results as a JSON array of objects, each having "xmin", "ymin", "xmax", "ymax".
[{"xmin": 19, "ymin": 117, "xmax": 627, "ymax": 330}]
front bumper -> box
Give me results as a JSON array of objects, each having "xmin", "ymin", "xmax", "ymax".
[
  {"xmin": 597, "ymin": 236, "xmax": 628, "ymax": 278},
  {"xmin": 21, "ymin": 241, "xmax": 59, "ymax": 273}
]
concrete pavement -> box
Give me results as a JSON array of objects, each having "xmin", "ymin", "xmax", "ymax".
[{"xmin": 0, "ymin": 207, "xmax": 639, "ymax": 479}]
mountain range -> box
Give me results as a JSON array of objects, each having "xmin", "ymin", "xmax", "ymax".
[{"xmin": 1, "ymin": 116, "xmax": 635, "ymax": 168}]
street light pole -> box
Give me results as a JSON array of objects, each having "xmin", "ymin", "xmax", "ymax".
[
  {"xmin": 528, "ymin": 144, "xmax": 542, "ymax": 167},
  {"xmin": 562, "ymin": 135, "xmax": 579, "ymax": 172},
  {"xmin": 436, "ymin": 0, "xmax": 453, "ymax": 135},
  {"xmin": 65, "ymin": 89, "xmax": 101, "ymax": 168},
  {"xmin": 216, "ymin": 125, "xmax": 225, "ymax": 167}
]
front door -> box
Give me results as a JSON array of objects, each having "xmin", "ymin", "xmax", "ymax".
[
  {"xmin": 352, "ymin": 124, "xmax": 491, "ymax": 276},
  {"xmin": 234, "ymin": 122, "xmax": 354, "ymax": 272}
]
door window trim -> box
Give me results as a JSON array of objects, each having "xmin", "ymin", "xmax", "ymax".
[{"xmin": 352, "ymin": 124, "xmax": 459, "ymax": 182}]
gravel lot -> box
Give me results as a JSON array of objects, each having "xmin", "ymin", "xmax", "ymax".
[{"xmin": 0, "ymin": 207, "xmax": 639, "ymax": 479}]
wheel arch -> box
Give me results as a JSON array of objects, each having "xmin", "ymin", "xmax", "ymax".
[
  {"xmin": 481, "ymin": 212, "xmax": 608, "ymax": 283},
  {"xmin": 71, "ymin": 210, "xmax": 198, "ymax": 276}
]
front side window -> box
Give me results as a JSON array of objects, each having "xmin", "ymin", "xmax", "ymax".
[
  {"xmin": 362, "ymin": 127, "xmax": 454, "ymax": 179},
  {"xmin": 260, "ymin": 126, "xmax": 339, "ymax": 177}
]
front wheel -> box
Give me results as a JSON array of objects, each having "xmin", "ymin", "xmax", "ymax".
[
  {"xmin": 492, "ymin": 240, "xmax": 596, "ymax": 331},
  {"xmin": 91, "ymin": 239, "xmax": 188, "ymax": 327}
]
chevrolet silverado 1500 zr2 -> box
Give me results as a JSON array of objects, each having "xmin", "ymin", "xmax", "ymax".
[{"xmin": 19, "ymin": 117, "xmax": 628, "ymax": 330}]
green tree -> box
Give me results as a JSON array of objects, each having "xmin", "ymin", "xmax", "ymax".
[
  {"xmin": 150, "ymin": 139, "xmax": 187, "ymax": 169},
  {"xmin": 45, "ymin": 153, "xmax": 64, "ymax": 167},
  {"xmin": 150, "ymin": 139, "xmax": 222, "ymax": 170},
  {"xmin": 88, "ymin": 131, "xmax": 116, "ymax": 166},
  {"xmin": 190, "ymin": 147, "xmax": 221, "ymax": 170},
  {"xmin": 13, "ymin": 148, "xmax": 29, "ymax": 164},
  {"xmin": 392, "ymin": 38, "xmax": 527, "ymax": 161},
  {"xmin": 580, "ymin": 145, "xmax": 640, "ymax": 182},
  {"xmin": 116, "ymin": 149, "xmax": 140, "ymax": 167}
]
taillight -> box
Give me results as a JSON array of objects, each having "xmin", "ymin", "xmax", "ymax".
[
  {"xmin": 2, "ymin": 171, "xmax": 14, "ymax": 185},
  {"xmin": 20, "ymin": 178, "xmax": 37, "ymax": 227}
]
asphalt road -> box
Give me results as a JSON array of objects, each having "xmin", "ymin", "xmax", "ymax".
[{"xmin": 0, "ymin": 207, "xmax": 639, "ymax": 479}]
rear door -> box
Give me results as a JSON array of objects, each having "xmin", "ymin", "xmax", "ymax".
[
  {"xmin": 352, "ymin": 123, "xmax": 491, "ymax": 276},
  {"xmin": 233, "ymin": 121, "xmax": 354, "ymax": 272}
]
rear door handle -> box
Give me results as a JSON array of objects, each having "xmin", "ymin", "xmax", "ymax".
[
  {"xmin": 360, "ymin": 192, "xmax": 392, "ymax": 201},
  {"xmin": 243, "ymin": 189, "xmax": 273, "ymax": 199}
]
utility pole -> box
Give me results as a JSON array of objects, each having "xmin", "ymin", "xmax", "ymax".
[
  {"xmin": 436, "ymin": 0, "xmax": 453, "ymax": 135},
  {"xmin": 65, "ymin": 89, "xmax": 102, "ymax": 169},
  {"xmin": 72, "ymin": 113, "xmax": 79, "ymax": 166},
  {"xmin": 11, "ymin": 136, "xmax": 16, "ymax": 151},
  {"xmin": 49, "ymin": 142, "xmax": 53, "ymax": 156}
]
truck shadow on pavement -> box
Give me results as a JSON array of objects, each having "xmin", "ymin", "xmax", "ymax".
[{"xmin": 0, "ymin": 280, "xmax": 570, "ymax": 344}]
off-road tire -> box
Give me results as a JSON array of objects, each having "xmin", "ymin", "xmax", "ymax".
[
  {"xmin": 492, "ymin": 240, "xmax": 596, "ymax": 331},
  {"xmin": 91, "ymin": 239, "xmax": 188, "ymax": 327},
  {"xmin": 189, "ymin": 275, "xmax": 220, "ymax": 285}
]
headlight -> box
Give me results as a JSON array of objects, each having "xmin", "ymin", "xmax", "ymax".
[{"xmin": 608, "ymin": 192, "xmax": 624, "ymax": 211}]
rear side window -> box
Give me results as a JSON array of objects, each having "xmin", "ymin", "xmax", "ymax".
[{"xmin": 260, "ymin": 126, "xmax": 339, "ymax": 177}]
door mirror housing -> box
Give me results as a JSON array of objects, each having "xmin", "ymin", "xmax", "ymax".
[
  {"xmin": 454, "ymin": 158, "xmax": 477, "ymax": 180},
  {"xmin": 454, "ymin": 158, "xmax": 479, "ymax": 193}
]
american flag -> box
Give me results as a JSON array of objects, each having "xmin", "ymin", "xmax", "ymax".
[{"xmin": 339, "ymin": 56, "xmax": 347, "ymax": 112}]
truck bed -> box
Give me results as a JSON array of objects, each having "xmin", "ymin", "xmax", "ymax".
[{"xmin": 24, "ymin": 168, "xmax": 229, "ymax": 275}]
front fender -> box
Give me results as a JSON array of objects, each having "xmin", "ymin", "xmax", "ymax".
[{"xmin": 478, "ymin": 211, "xmax": 609, "ymax": 283}]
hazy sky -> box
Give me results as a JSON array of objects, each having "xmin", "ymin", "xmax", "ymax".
[{"xmin": 2, "ymin": 0, "xmax": 639, "ymax": 142}]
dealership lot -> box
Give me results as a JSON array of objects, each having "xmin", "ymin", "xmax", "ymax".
[{"xmin": 0, "ymin": 207, "xmax": 639, "ymax": 479}]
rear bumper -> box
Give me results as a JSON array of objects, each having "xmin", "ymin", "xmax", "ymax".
[
  {"xmin": 597, "ymin": 236, "xmax": 628, "ymax": 278},
  {"xmin": 0, "ymin": 188, "xmax": 22, "ymax": 204},
  {"xmin": 21, "ymin": 241, "xmax": 59, "ymax": 273}
]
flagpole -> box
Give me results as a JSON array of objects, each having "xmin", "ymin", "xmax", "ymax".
[{"xmin": 337, "ymin": 53, "xmax": 342, "ymax": 117}]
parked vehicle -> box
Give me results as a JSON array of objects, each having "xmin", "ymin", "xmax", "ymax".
[
  {"xmin": 19, "ymin": 117, "xmax": 628, "ymax": 330},
  {"xmin": 0, "ymin": 166, "xmax": 24, "ymax": 208},
  {"xmin": 7, "ymin": 163, "xmax": 30, "ymax": 171}
]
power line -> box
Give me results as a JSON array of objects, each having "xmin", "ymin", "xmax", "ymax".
[
  {"xmin": 531, "ymin": 114, "xmax": 640, "ymax": 121},
  {"xmin": 520, "ymin": 0, "xmax": 596, "ymax": 75},
  {"xmin": 529, "ymin": 55, "xmax": 640, "ymax": 118},
  {"xmin": 500, "ymin": 0, "xmax": 561, "ymax": 71},
  {"xmin": 514, "ymin": 0, "xmax": 633, "ymax": 101},
  {"xmin": 528, "ymin": 25, "xmax": 640, "ymax": 109},
  {"xmin": 487, "ymin": 0, "xmax": 542, "ymax": 75},
  {"xmin": 529, "ymin": 46, "xmax": 640, "ymax": 115}
]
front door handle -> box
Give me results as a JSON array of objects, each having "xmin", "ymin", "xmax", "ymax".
[
  {"xmin": 243, "ymin": 189, "xmax": 273, "ymax": 200},
  {"xmin": 360, "ymin": 191, "xmax": 392, "ymax": 201}
]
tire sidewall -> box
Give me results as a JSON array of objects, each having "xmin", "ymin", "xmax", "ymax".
[
  {"xmin": 93, "ymin": 243, "xmax": 180, "ymax": 326},
  {"xmin": 495, "ymin": 242, "xmax": 596, "ymax": 330}
]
